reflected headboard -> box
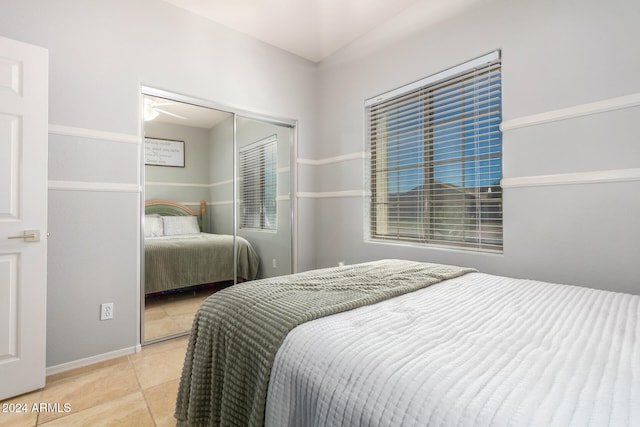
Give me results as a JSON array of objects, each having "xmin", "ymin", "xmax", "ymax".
[{"xmin": 145, "ymin": 200, "xmax": 208, "ymax": 232}]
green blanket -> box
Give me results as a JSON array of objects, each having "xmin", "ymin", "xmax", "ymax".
[{"xmin": 175, "ymin": 259, "xmax": 475, "ymax": 427}]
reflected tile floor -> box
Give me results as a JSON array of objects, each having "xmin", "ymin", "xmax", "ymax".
[
  {"xmin": 0, "ymin": 336, "xmax": 189, "ymax": 427},
  {"xmin": 144, "ymin": 286, "xmax": 221, "ymax": 342}
]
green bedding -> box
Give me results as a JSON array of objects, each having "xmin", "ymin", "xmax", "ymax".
[
  {"xmin": 144, "ymin": 233, "xmax": 259, "ymax": 294},
  {"xmin": 175, "ymin": 259, "xmax": 476, "ymax": 426}
]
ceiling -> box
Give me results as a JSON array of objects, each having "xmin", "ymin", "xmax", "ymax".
[
  {"xmin": 144, "ymin": 95, "xmax": 231, "ymax": 129},
  {"xmin": 161, "ymin": 0, "xmax": 487, "ymax": 62},
  {"xmin": 145, "ymin": 0, "xmax": 489, "ymax": 127}
]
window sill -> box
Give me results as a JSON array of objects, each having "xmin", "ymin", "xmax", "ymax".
[{"xmin": 364, "ymin": 237, "xmax": 504, "ymax": 256}]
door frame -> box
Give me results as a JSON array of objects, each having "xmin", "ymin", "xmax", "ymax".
[{"xmin": 138, "ymin": 85, "xmax": 298, "ymax": 345}]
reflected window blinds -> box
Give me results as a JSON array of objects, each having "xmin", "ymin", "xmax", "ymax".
[
  {"xmin": 239, "ymin": 135, "xmax": 278, "ymax": 231},
  {"xmin": 366, "ymin": 51, "xmax": 503, "ymax": 251}
]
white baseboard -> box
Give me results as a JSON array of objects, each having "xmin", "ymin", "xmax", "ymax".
[
  {"xmin": 49, "ymin": 124, "xmax": 140, "ymax": 145},
  {"xmin": 48, "ymin": 180, "xmax": 141, "ymax": 193},
  {"xmin": 297, "ymin": 152, "xmax": 367, "ymax": 166},
  {"xmin": 501, "ymin": 168, "xmax": 640, "ymax": 188},
  {"xmin": 46, "ymin": 345, "xmax": 141, "ymax": 377},
  {"xmin": 145, "ymin": 181, "xmax": 211, "ymax": 188},
  {"xmin": 297, "ymin": 190, "xmax": 370, "ymax": 198},
  {"xmin": 500, "ymin": 93, "xmax": 640, "ymax": 132}
]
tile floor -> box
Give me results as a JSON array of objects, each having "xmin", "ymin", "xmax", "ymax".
[
  {"xmin": 1, "ymin": 283, "xmax": 230, "ymax": 426},
  {"xmin": 0, "ymin": 336, "xmax": 189, "ymax": 427}
]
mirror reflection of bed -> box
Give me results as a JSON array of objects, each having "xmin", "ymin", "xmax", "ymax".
[
  {"xmin": 142, "ymin": 92, "xmax": 293, "ymax": 343},
  {"xmin": 143, "ymin": 200, "xmax": 258, "ymax": 341}
]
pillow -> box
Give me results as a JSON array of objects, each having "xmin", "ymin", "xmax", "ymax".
[
  {"xmin": 162, "ymin": 215, "xmax": 200, "ymax": 236},
  {"xmin": 144, "ymin": 215, "xmax": 163, "ymax": 237}
]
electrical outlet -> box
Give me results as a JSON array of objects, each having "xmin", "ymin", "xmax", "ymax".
[
  {"xmin": 272, "ymin": 258, "xmax": 277, "ymax": 268},
  {"xmin": 338, "ymin": 261, "xmax": 345, "ymax": 267},
  {"xmin": 100, "ymin": 303, "xmax": 114, "ymax": 321}
]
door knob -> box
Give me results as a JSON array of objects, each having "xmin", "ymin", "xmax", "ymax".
[{"xmin": 7, "ymin": 230, "xmax": 41, "ymax": 242}]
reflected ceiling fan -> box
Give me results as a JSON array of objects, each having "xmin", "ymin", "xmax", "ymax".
[{"xmin": 144, "ymin": 98, "xmax": 188, "ymax": 121}]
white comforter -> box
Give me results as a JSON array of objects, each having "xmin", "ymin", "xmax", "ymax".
[{"xmin": 266, "ymin": 273, "xmax": 640, "ymax": 427}]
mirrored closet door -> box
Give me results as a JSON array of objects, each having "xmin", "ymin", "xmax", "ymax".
[
  {"xmin": 236, "ymin": 116, "xmax": 292, "ymax": 279},
  {"xmin": 141, "ymin": 90, "xmax": 294, "ymax": 343}
]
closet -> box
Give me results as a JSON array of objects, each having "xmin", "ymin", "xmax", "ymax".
[{"xmin": 141, "ymin": 88, "xmax": 294, "ymax": 343}]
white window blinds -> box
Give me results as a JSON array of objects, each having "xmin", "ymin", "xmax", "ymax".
[
  {"xmin": 366, "ymin": 51, "xmax": 502, "ymax": 251},
  {"xmin": 239, "ymin": 135, "xmax": 278, "ymax": 230}
]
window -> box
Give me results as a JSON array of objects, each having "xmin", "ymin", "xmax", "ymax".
[
  {"xmin": 366, "ymin": 51, "xmax": 502, "ymax": 251},
  {"xmin": 239, "ymin": 135, "xmax": 277, "ymax": 231}
]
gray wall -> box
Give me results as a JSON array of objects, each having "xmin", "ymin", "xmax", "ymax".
[
  {"xmin": 0, "ymin": 0, "xmax": 316, "ymax": 367},
  {"xmin": 310, "ymin": 0, "xmax": 640, "ymax": 294},
  {"xmin": 208, "ymin": 117, "xmax": 235, "ymax": 235}
]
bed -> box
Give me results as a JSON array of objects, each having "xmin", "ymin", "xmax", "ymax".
[
  {"xmin": 175, "ymin": 259, "xmax": 640, "ymax": 427},
  {"xmin": 144, "ymin": 200, "xmax": 259, "ymax": 295}
]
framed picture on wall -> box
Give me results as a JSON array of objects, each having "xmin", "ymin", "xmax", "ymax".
[{"xmin": 144, "ymin": 138, "xmax": 185, "ymax": 167}]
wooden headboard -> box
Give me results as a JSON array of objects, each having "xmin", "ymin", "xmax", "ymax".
[{"xmin": 145, "ymin": 200, "xmax": 208, "ymax": 231}]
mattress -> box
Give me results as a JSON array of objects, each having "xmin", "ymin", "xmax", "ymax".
[{"xmin": 266, "ymin": 272, "xmax": 640, "ymax": 427}]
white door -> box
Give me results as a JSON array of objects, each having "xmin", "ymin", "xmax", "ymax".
[{"xmin": 0, "ymin": 36, "xmax": 48, "ymax": 400}]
